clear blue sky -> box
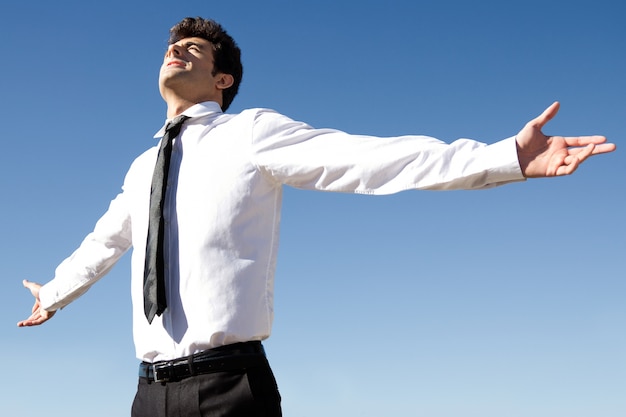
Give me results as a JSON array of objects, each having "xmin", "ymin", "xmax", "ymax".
[{"xmin": 2, "ymin": 1, "xmax": 624, "ymax": 416}]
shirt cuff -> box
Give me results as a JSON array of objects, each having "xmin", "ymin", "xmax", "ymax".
[{"xmin": 484, "ymin": 136, "xmax": 525, "ymax": 185}]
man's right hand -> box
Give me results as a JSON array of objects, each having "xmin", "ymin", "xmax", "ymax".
[{"xmin": 17, "ymin": 280, "xmax": 56, "ymax": 327}]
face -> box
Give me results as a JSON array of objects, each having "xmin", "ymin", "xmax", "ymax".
[{"xmin": 159, "ymin": 37, "xmax": 231, "ymax": 104}]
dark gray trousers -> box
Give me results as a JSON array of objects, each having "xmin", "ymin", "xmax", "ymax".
[{"xmin": 131, "ymin": 359, "xmax": 282, "ymax": 417}]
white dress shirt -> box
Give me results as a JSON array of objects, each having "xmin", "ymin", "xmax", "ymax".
[{"xmin": 39, "ymin": 101, "xmax": 524, "ymax": 362}]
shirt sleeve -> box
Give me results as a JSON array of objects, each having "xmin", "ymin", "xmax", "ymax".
[
  {"xmin": 38, "ymin": 189, "xmax": 133, "ymax": 311},
  {"xmin": 249, "ymin": 109, "xmax": 525, "ymax": 194}
]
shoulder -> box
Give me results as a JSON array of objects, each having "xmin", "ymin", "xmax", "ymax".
[
  {"xmin": 228, "ymin": 108, "xmax": 294, "ymax": 122},
  {"xmin": 241, "ymin": 108, "xmax": 313, "ymax": 134},
  {"xmin": 214, "ymin": 108, "xmax": 307, "ymax": 136}
]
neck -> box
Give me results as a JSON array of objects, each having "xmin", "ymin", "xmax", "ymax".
[
  {"xmin": 162, "ymin": 90, "xmax": 222, "ymax": 119},
  {"xmin": 165, "ymin": 99, "xmax": 196, "ymax": 119}
]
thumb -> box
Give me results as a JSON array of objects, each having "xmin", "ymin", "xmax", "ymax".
[
  {"xmin": 531, "ymin": 101, "xmax": 560, "ymax": 129},
  {"xmin": 22, "ymin": 279, "xmax": 41, "ymax": 299}
]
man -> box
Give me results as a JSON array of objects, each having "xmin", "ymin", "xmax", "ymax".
[{"xmin": 18, "ymin": 17, "xmax": 615, "ymax": 417}]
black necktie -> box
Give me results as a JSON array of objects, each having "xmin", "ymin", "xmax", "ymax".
[{"xmin": 144, "ymin": 114, "xmax": 189, "ymax": 323}]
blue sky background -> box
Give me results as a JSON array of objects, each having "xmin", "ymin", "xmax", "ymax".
[{"xmin": 2, "ymin": 0, "xmax": 624, "ymax": 416}]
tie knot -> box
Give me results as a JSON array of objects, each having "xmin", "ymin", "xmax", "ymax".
[{"xmin": 165, "ymin": 115, "xmax": 190, "ymax": 132}]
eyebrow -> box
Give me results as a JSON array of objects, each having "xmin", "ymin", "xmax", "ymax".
[{"xmin": 181, "ymin": 40, "xmax": 205, "ymax": 49}]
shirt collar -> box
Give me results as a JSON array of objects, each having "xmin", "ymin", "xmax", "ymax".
[{"xmin": 153, "ymin": 101, "xmax": 223, "ymax": 138}]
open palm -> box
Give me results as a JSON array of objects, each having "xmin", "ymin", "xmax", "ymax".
[{"xmin": 516, "ymin": 102, "xmax": 615, "ymax": 177}]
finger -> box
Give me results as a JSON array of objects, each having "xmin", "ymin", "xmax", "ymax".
[
  {"xmin": 556, "ymin": 154, "xmax": 580, "ymax": 176},
  {"xmin": 17, "ymin": 309, "xmax": 52, "ymax": 327},
  {"xmin": 564, "ymin": 143, "xmax": 595, "ymax": 158},
  {"xmin": 557, "ymin": 144, "xmax": 595, "ymax": 175},
  {"xmin": 562, "ymin": 135, "xmax": 608, "ymax": 147},
  {"xmin": 569, "ymin": 144, "xmax": 595, "ymax": 163},
  {"xmin": 18, "ymin": 317, "xmax": 45, "ymax": 327},
  {"xmin": 17, "ymin": 313, "xmax": 41, "ymax": 327},
  {"xmin": 17, "ymin": 318, "xmax": 36, "ymax": 327},
  {"xmin": 530, "ymin": 101, "xmax": 560, "ymax": 129},
  {"xmin": 561, "ymin": 139, "xmax": 615, "ymax": 157},
  {"xmin": 591, "ymin": 143, "xmax": 617, "ymax": 155},
  {"xmin": 547, "ymin": 154, "xmax": 567, "ymax": 176}
]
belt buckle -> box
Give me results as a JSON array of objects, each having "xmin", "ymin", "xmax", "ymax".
[{"xmin": 152, "ymin": 362, "xmax": 172, "ymax": 383}]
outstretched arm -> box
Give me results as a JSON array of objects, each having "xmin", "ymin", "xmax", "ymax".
[
  {"xmin": 516, "ymin": 102, "xmax": 615, "ymax": 178},
  {"xmin": 17, "ymin": 280, "xmax": 56, "ymax": 327}
]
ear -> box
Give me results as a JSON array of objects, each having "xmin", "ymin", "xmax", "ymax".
[{"xmin": 215, "ymin": 73, "xmax": 234, "ymax": 90}]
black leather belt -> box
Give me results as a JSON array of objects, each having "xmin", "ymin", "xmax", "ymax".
[{"xmin": 139, "ymin": 341, "xmax": 266, "ymax": 383}]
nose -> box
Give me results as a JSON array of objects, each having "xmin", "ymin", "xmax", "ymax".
[{"xmin": 165, "ymin": 43, "xmax": 183, "ymax": 58}]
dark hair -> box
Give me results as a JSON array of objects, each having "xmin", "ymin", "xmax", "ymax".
[{"xmin": 169, "ymin": 17, "xmax": 243, "ymax": 111}]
